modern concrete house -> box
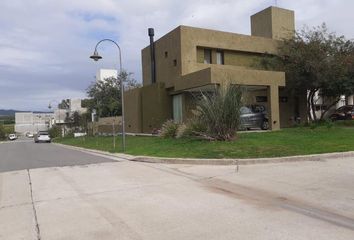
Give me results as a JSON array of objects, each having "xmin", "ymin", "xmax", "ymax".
[
  {"xmin": 15, "ymin": 112, "xmax": 54, "ymax": 134},
  {"xmin": 124, "ymin": 6, "xmax": 307, "ymax": 133}
]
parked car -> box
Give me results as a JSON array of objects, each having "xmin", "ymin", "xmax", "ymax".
[
  {"xmin": 329, "ymin": 105, "xmax": 354, "ymax": 121},
  {"xmin": 34, "ymin": 131, "xmax": 51, "ymax": 143},
  {"xmin": 240, "ymin": 105, "xmax": 269, "ymax": 130},
  {"xmin": 26, "ymin": 132, "xmax": 34, "ymax": 138},
  {"xmin": 8, "ymin": 134, "xmax": 17, "ymax": 141}
]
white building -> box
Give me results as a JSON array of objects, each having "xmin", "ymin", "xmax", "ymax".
[
  {"xmin": 68, "ymin": 99, "xmax": 87, "ymax": 114},
  {"xmin": 312, "ymin": 92, "xmax": 354, "ymax": 119},
  {"xmin": 53, "ymin": 98, "xmax": 87, "ymax": 124},
  {"xmin": 96, "ymin": 69, "xmax": 117, "ymax": 82},
  {"xmin": 15, "ymin": 112, "xmax": 54, "ymax": 135}
]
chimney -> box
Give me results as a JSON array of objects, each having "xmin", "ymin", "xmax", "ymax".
[
  {"xmin": 148, "ymin": 28, "xmax": 156, "ymax": 84},
  {"xmin": 251, "ymin": 6, "xmax": 295, "ymax": 40}
]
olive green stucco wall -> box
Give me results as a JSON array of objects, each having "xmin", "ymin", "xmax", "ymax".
[
  {"xmin": 142, "ymin": 27, "xmax": 182, "ymax": 88},
  {"xmin": 124, "ymin": 83, "xmax": 172, "ymax": 133},
  {"xmin": 124, "ymin": 88, "xmax": 142, "ymax": 133},
  {"xmin": 141, "ymin": 83, "xmax": 172, "ymax": 133}
]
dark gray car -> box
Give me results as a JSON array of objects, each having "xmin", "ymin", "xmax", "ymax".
[{"xmin": 240, "ymin": 105, "xmax": 269, "ymax": 130}]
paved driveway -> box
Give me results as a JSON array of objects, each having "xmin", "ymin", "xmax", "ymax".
[{"xmin": 1, "ymin": 143, "xmax": 354, "ymax": 239}]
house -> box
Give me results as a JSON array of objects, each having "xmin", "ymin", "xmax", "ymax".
[
  {"xmin": 96, "ymin": 69, "xmax": 118, "ymax": 82},
  {"xmin": 53, "ymin": 98, "xmax": 87, "ymax": 125},
  {"xmin": 124, "ymin": 6, "xmax": 308, "ymax": 133},
  {"xmin": 15, "ymin": 112, "xmax": 54, "ymax": 135}
]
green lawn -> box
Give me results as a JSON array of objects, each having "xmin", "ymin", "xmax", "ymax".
[{"xmin": 54, "ymin": 125, "xmax": 354, "ymax": 159}]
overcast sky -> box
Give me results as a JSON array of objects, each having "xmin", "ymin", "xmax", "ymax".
[{"xmin": 0, "ymin": 0, "xmax": 353, "ymax": 111}]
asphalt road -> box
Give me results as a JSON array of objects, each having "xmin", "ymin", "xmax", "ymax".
[{"xmin": 0, "ymin": 139, "xmax": 115, "ymax": 172}]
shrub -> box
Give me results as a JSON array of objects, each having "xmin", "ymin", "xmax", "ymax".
[
  {"xmin": 0, "ymin": 125, "xmax": 6, "ymax": 140},
  {"xmin": 48, "ymin": 125, "xmax": 62, "ymax": 138},
  {"xmin": 194, "ymin": 84, "xmax": 243, "ymax": 141},
  {"xmin": 175, "ymin": 124, "xmax": 187, "ymax": 139},
  {"xmin": 176, "ymin": 119, "xmax": 208, "ymax": 139},
  {"xmin": 160, "ymin": 120, "xmax": 179, "ymax": 138}
]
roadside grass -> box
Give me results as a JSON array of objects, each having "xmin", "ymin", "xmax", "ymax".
[
  {"xmin": 3, "ymin": 124, "xmax": 14, "ymax": 134},
  {"xmin": 54, "ymin": 125, "xmax": 354, "ymax": 159}
]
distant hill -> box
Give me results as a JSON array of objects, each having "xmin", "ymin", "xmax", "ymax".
[
  {"xmin": 0, "ymin": 109, "xmax": 52, "ymax": 116},
  {"xmin": 0, "ymin": 109, "xmax": 21, "ymax": 116}
]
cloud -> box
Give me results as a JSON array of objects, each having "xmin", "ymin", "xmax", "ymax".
[{"xmin": 0, "ymin": 0, "xmax": 353, "ymax": 110}]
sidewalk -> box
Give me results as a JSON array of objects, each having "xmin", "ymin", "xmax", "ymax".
[{"xmin": 1, "ymin": 155, "xmax": 354, "ymax": 240}]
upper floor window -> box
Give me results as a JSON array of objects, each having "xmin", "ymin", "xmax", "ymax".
[
  {"xmin": 216, "ymin": 50, "xmax": 224, "ymax": 65},
  {"xmin": 204, "ymin": 49, "xmax": 212, "ymax": 64}
]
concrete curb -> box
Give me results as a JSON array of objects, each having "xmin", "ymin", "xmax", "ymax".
[
  {"xmin": 53, "ymin": 143, "xmax": 354, "ymax": 166},
  {"xmin": 131, "ymin": 152, "xmax": 354, "ymax": 165},
  {"xmin": 53, "ymin": 143, "xmax": 135, "ymax": 161}
]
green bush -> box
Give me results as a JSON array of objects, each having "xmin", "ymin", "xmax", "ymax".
[
  {"xmin": 0, "ymin": 125, "xmax": 6, "ymax": 140},
  {"xmin": 48, "ymin": 125, "xmax": 62, "ymax": 138},
  {"xmin": 160, "ymin": 120, "xmax": 179, "ymax": 138},
  {"xmin": 3, "ymin": 124, "xmax": 14, "ymax": 135},
  {"xmin": 175, "ymin": 124, "xmax": 187, "ymax": 139},
  {"xmin": 194, "ymin": 84, "xmax": 243, "ymax": 141},
  {"xmin": 176, "ymin": 119, "xmax": 207, "ymax": 139}
]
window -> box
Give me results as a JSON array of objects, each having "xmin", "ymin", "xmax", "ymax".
[
  {"xmin": 216, "ymin": 50, "xmax": 224, "ymax": 65},
  {"xmin": 164, "ymin": 51, "xmax": 168, "ymax": 58},
  {"xmin": 173, "ymin": 94, "xmax": 183, "ymax": 123},
  {"xmin": 204, "ymin": 49, "xmax": 212, "ymax": 64},
  {"xmin": 173, "ymin": 59, "xmax": 177, "ymax": 66}
]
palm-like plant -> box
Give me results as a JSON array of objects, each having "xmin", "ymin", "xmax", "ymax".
[{"xmin": 195, "ymin": 84, "xmax": 243, "ymax": 141}]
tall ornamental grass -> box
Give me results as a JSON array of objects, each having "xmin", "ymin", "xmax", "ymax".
[{"xmin": 195, "ymin": 84, "xmax": 243, "ymax": 141}]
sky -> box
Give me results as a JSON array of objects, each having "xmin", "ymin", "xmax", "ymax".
[{"xmin": 0, "ymin": 0, "xmax": 353, "ymax": 111}]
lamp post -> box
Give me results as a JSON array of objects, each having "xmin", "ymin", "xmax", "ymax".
[{"xmin": 90, "ymin": 39, "xmax": 126, "ymax": 152}]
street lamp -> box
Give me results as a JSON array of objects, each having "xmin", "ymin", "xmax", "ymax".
[{"xmin": 90, "ymin": 39, "xmax": 126, "ymax": 152}]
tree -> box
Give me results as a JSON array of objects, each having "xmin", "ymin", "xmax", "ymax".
[
  {"xmin": 86, "ymin": 71, "xmax": 141, "ymax": 117},
  {"xmin": 48, "ymin": 125, "xmax": 61, "ymax": 138},
  {"xmin": 261, "ymin": 24, "xmax": 354, "ymax": 121},
  {"xmin": 58, "ymin": 99, "xmax": 70, "ymax": 109},
  {"xmin": 64, "ymin": 111, "xmax": 90, "ymax": 131},
  {"xmin": 0, "ymin": 125, "xmax": 6, "ymax": 140}
]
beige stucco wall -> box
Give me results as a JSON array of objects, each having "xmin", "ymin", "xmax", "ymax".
[
  {"xmin": 124, "ymin": 83, "xmax": 172, "ymax": 133},
  {"xmin": 124, "ymin": 88, "xmax": 142, "ymax": 133},
  {"xmin": 175, "ymin": 65, "xmax": 285, "ymax": 92},
  {"xmin": 141, "ymin": 83, "xmax": 172, "ymax": 133},
  {"xmin": 251, "ymin": 6, "xmax": 295, "ymax": 40},
  {"xmin": 180, "ymin": 25, "xmax": 280, "ymax": 76},
  {"xmin": 142, "ymin": 27, "xmax": 182, "ymax": 88}
]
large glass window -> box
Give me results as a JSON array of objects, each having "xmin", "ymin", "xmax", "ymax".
[
  {"xmin": 216, "ymin": 50, "xmax": 224, "ymax": 65},
  {"xmin": 204, "ymin": 49, "xmax": 212, "ymax": 64},
  {"xmin": 173, "ymin": 94, "xmax": 183, "ymax": 123}
]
